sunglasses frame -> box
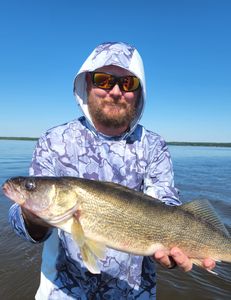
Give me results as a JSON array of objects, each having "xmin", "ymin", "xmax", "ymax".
[{"xmin": 89, "ymin": 72, "xmax": 140, "ymax": 92}]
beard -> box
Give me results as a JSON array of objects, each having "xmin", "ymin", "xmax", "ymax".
[{"xmin": 88, "ymin": 97, "xmax": 137, "ymax": 129}]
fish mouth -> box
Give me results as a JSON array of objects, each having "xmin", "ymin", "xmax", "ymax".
[
  {"xmin": 2, "ymin": 181, "xmax": 25, "ymax": 205},
  {"xmin": 42, "ymin": 203, "xmax": 79, "ymax": 225}
]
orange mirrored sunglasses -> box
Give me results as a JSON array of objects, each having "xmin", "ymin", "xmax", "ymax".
[{"xmin": 90, "ymin": 72, "xmax": 140, "ymax": 92}]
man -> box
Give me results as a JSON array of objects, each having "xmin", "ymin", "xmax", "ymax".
[{"xmin": 9, "ymin": 42, "xmax": 215, "ymax": 299}]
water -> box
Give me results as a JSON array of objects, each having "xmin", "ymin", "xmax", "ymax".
[
  {"xmin": 158, "ymin": 146, "xmax": 231, "ymax": 300},
  {"xmin": 0, "ymin": 141, "xmax": 42, "ymax": 300},
  {"xmin": 0, "ymin": 141, "xmax": 230, "ymax": 299}
]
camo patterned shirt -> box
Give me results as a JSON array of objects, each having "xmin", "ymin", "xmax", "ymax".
[{"xmin": 9, "ymin": 117, "xmax": 180, "ymax": 300}]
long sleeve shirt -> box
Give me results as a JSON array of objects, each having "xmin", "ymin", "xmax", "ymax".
[{"xmin": 9, "ymin": 117, "xmax": 180, "ymax": 300}]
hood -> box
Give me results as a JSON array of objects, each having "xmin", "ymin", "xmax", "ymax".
[{"xmin": 73, "ymin": 42, "xmax": 146, "ymax": 139}]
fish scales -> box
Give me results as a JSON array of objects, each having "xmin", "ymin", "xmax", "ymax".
[
  {"xmin": 2, "ymin": 176, "xmax": 231, "ymax": 274},
  {"xmin": 60, "ymin": 178, "xmax": 231, "ymax": 259}
]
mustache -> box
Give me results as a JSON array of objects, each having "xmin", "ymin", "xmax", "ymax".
[{"xmin": 100, "ymin": 98, "xmax": 128, "ymax": 107}]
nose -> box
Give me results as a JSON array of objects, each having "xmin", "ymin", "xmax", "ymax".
[{"xmin": 108, "ymin": 84, "xmax": 122, "ymax": 98}]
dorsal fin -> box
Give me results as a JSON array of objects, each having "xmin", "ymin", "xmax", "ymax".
[{"xmin": 181, "ymin": 200, "xmax": 230, "ymax": 237}]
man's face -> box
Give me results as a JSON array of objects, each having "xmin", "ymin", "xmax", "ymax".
[{"xmin": 86, "ymin": 65, "xmax": 140, "ymax": 131}]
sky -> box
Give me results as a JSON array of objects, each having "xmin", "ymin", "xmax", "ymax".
[{"xmin": 0, "ymin": 0, "xmax": 230, "ymax": 142}]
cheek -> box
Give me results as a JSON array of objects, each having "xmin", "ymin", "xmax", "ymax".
[
  {"xmin": 124, "ymin": 92, "xmax": 138, "ymax": 104},
  {"xmin": 90, "ymin": 88, "xmax": 108, "ymax": 98}
]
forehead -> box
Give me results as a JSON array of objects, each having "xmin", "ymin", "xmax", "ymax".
[{"xmin": 95, "ymin": 65, "xmax": 134, "ymax": 76}]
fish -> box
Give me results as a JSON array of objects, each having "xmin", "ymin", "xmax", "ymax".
[{"xmin": 2, "ymin": 176, "xmax": 231, "ymax": 274}]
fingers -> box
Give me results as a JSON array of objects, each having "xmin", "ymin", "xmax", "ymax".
[
  {"xmin": 154, "ymin": 247, "xmax": 216, "ymax": 273},
  {"xmin": 170, "ymin": 247, "xmax": 193, "ymax": 272},
  {"xmin": 154, "ymin": 247, "xmax": 192, "ymax": 272},
  {"xmin": 202, "ymin": 258, "xmax": 216, "ymax": 271},
  {"xmin": 154, "ymin": 249, "xmax": 171, "ymax": 268},
  {"xmin": 170, "ymin": 248, "xmax": 216, "ymax": 272}
]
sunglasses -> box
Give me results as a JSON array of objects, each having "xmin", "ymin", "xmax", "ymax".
[{"xmin": 90, "ymin": 72, "xmax": 140, "ymax": 92}]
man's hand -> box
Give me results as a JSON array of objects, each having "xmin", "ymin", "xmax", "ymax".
[{"xmin": 154, "ymin": 247, "xmax": 216, "ymax": 272}]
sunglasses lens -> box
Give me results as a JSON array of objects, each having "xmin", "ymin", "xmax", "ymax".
[
  {"xmin": 93, "ymin": 73, "xmax": 114, "ymax": 89},
  {"xmin": 122, "ymin": 76, "xmax": 140, "ymax": 91},
  {"xmin": 91, "ymin": 72, "xmax": 140, "ymax": 92}
]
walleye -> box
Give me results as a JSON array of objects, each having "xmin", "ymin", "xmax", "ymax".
[{"xmin": 2, "ymin": 176, "xmax": 231, "ymax": 274}]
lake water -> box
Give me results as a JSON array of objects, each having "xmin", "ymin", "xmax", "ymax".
[{"xmin": 0, "ymin": 140, "xmax": 230, "ymax": 300}]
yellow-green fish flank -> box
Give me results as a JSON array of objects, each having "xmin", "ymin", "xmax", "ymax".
[{"xmin": 2, "ymin": 176, "xmax": 231, "ymax": 274}]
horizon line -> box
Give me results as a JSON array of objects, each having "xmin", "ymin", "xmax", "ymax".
[{"xmin": 0, "ymin": 137, "xmax": 230, "ymax": 147}]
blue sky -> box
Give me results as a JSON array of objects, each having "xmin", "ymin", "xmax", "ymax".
[{"xmin": 0, "ymin": 0, "xmax": 230, "ymax": 142}]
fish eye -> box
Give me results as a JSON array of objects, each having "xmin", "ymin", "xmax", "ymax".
[{"xmin": 24, "ymin": 179, "xmax": 36, "ymax": 191}]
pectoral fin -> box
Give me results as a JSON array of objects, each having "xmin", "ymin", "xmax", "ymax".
[{"xmin": 71, "ymin": 218, "xmax": 106, "ymax": 274}]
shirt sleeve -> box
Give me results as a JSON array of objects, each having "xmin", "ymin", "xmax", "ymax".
[
  {"xmin": 8, "ymin": 135, "xmax": 54, "ymax": 243},
  {"xmin": 143, "ymin": 136, "xmax": 181, "ymax": 206}
]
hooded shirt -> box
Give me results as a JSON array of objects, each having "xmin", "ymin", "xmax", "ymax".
[
  {"xmin": 73, "ymin": 41, "xmax": 145, "ymax": 140},
  {"xmin": 9, "ymin": 42, "xmax": 180, "ymax": 300}
]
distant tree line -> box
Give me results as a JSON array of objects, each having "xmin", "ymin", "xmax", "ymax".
[
  {"xmin": 167, "ymin": 141, "xmax": 231, "ymax": 147},
  {"xmin": 0, "ymin": 137, "xmax": 231, "ymax": 147},
  {"xmin": 0, "ymin": 137, "xmax": 38, "ymax": 141}
]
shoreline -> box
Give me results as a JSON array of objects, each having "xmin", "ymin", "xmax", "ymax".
[
  {"xmin": 0, "ymin": 137, "xmax": 231, "ymax": 147},
  {"xmin": 167, "ymin": 141, "xmax": 231, "ymax": 147},
  {"xmin": 0, "ymin": 137, "xmax": 38, "ymax": 141}
]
